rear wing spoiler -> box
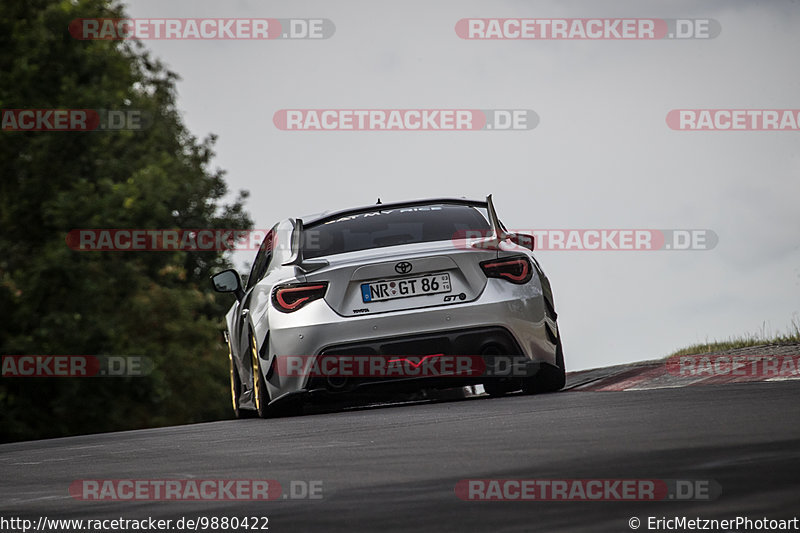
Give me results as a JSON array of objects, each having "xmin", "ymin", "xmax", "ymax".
[
  {"xmin": 284, "ymin": 195, "xmax": 533, "ymax": 268},
  {"xmin": 282, "ymin": 218, "xmax": 329, "ymax": 273},
  {"xmin": 469, "ymin": 195, "xmax": 534, "ymax": 252}
]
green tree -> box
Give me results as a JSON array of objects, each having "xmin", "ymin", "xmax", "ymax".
[{"xmin": 0, "ymin": 0, "xmax": 252, "ymax": 442}]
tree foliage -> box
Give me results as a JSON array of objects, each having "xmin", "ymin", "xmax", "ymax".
[{"xmin": 0, "ymin": 0, "xmax": 252, "ymax": 442}]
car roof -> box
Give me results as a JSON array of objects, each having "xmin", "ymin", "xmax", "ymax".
[{"xmin": 300, "ymin": 197, "xmax": 488, "ymax": 226}]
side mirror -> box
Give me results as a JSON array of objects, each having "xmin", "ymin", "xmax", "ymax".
[{"xmin": 211, "ymin": 269, "xmax": 244, "ymax": 301}]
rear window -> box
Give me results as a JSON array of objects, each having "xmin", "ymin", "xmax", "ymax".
[{"xmin": 302, "ymin": 204, "xmax": 490, "ymax": 259}]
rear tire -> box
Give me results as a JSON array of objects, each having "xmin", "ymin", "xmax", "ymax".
[{"xmin": 522, "ymin": 338, "xmax": 566, "ymax": 394}]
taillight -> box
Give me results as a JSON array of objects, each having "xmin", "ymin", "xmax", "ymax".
[
  {"xmin": 480, "ymin": 256, "xmax": 533, "ymax": 284},
  {"xmin": 272, "ymin": 282, "xmax": 328, "ymax": 313}
]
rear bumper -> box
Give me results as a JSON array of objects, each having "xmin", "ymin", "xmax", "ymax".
[
  {"xmin": 307, "ymin": 326, "xmax": 535, "ymax": 393},
  {"xmin": 259, "ymin": 281, "xmax": 559, "ymax": 401}
]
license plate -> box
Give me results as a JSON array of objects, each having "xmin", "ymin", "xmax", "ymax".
[{"xmin": 361, "ymin": 273, "xmax": 451, "ymax": 303}]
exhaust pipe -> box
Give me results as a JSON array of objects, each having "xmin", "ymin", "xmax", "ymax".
[{"xmin": 326, "ymin": 376, "xmax": 349, "ymax": 391}]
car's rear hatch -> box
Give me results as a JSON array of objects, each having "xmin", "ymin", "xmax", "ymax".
[{"xmin": 303, "ymin": 241, "xmax": 496, "ymax": 316}]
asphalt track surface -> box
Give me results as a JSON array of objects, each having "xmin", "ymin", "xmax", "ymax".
[{"xmin": 1, "ymin": 381, "xmax": 799, "ymax": 532}]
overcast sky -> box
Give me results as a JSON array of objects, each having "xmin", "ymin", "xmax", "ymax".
[{"xmin": 123, "ymin": 0, "xmax": 800, "ymax": 371}]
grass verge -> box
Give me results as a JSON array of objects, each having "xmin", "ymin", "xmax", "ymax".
[{"xmin": 668, "ymin": 316, "xmax": 800, "ymax": 357}]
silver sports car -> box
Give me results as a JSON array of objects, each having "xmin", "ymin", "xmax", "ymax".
[{"xmin": 212, "ymin": 195, "xmax": 565, "ymax": 418}]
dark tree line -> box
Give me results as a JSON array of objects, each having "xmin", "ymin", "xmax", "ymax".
[{"xmin": 0, "ymin": 0, "xmax": 252, "ymax": 442}]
